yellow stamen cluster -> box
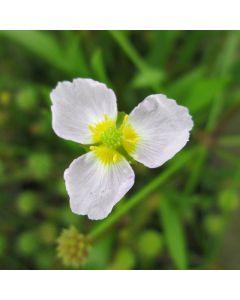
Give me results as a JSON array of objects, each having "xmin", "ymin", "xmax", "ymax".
[
  {"xmin": 90, "ymin": 146, "xmax": 122, "ymax": 165},
  {"xmin": 101, "ymin": 126, "xmax": 122, "ymax": 149},
  {"xmin": 89, "ymin": 115, "xmax": 115, "ymax": 143},
  {"xmin": 56, "ymin": 226, "xmax": 91, "ymax": 268},
  {"xmin": 89, "ymin": 114, "xmax": 139, "ymax": 165},
  {"xmin": 121, "ymin": 115, "xmax": 140, "ymax": 154}
]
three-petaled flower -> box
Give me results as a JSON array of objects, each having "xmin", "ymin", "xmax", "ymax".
[{"xmin": 50, "ymin": 78, "xmax": 193, "ymax": 220}]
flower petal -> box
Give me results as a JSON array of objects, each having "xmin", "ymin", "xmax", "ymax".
[
  {"xmin": 127, "ymin": 94, "xmax": 193, "ymax": 168},
  {"xmin": 51, "ymin": 78, "xmax": 117, "ymax": 144},
  {"xmin": 64, "ymin": 152, "xmax": 135, "ymax": 220}
]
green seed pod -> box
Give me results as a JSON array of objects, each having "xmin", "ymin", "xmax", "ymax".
[{"xmin": 56, "ymin": 226, "xmax": 91, "ymax": 268}]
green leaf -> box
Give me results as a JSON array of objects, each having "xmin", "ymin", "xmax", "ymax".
[
  {"xmin": 167, "ymin": 68, "xmax": 227, "ymax": 114},
  {"xmin": 64, "ymin": 32, "xmax": 89, "ymax": 76},
  {"xmin": 186, "ymin": 78, "xmax": 227, "ymax": 113},
  {"xmin": 132, "ymin": 68, "xmax": 165, "ymax": 89},
  {"xmin": 109, "ymin": 30, "xmax": 146, "ymax": 71},
  {"xmin": 148, "ymin": 31, "xmax": 183, "ymax": 68},
  {"xmin": 85, "ymin": 235, "xmax": 114, "ymax": 269},
  {"xmin": 91, "ymin": 48, "xmax": 109, "ymax": 84},
  {"xmin": 109, "ymin": 247, "xmax": 136, "ymax": 270},
  {"xmin": 0, "ymin": 30, "xmax": 87, "ymax": 76},
  {"xmin": 159, "ymin": 196, "xmax": 188, "ymax": 269},
  {"xmin": 1, "ymin": 31, "xmax": 64, "ymax": 69},
  {"xmin": 167, "ymin": 67, "xmax": 205, "ymax": 99},
  {"xmin": 109, "ymin": 30, "xmax": 163, "ymax": 92}
]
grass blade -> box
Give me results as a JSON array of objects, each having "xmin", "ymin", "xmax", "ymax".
[{"xmin": 159, "ymin": 196, "xmax": 188, "ymax": 269}]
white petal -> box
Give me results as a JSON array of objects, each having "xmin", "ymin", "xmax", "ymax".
[
  {"xmin": 128, "ymin": 94, "xmax": 193, "ymax": 168},
  {"xmin": 64, "ymin": 152, "xmax": 135, "ymax": 220},
  {"xmin": 50, "ymin": 78, "xmax": 117, "ymax": 144}
]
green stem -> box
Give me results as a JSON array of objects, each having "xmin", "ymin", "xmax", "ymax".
[
  {"xmin": 216, "ymin": 148, "xmax": 240, "ymax": 166},
  {"xmin": 89, "ymin": 151, "xmax": 192, "ymax": 240},
  {"xmin": 184, "ymin": 145, "xmax": 207, "ymax": 194},
  {"xmin": 218, "ymin": 135, "xmax": 240, "ymax": 147}
]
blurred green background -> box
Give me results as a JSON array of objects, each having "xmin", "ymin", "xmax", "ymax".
[{"xmin": 0, "ymin": 30, "xmax": 240, "ymax": 270}]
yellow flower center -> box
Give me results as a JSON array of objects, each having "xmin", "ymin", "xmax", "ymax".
[
  {"xmin": 101, "ymin": 126, "xmax": 122, "ymax": 149},
  {"xmin": 90, "ymin": 146, "xmax": 123, "ymax": 165},
  {"xmin": 121, "ymin": 116, "xmax": 140, "ymax": 154},
  {"xmin": 89, "ymin": 115, "xmax": 139, "ymax": 165},
  {"xmin": 89, "ymin": 115, "xmax": 115, "ymax": 143}
]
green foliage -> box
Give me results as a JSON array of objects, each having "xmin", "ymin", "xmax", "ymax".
[
  {"xmin": 28, "ymin": 152, "xmax": 52, "ymax": 180},
  {"xmin": 17, "ymin": 191, "xmax": 38, "ymax": 215},
  {"xmin": 38, "ymin": 222, "xmax": 57, "ymax": 244},
  {"xmin": 0, "ymin": 31, "xmax": 88, "ymax": 76},
  {"xmin": 204, "ymin": 214, "xmax": 224, "ymax": 236},
  {"xmin": 109, "ymin": 247, "xmax": 136, "ymax": 270},
  {"xmin": 85, "ymin": 235, "xmax": 114, "ymax": 269},
  {"xmin": 16, "ymin": 87, "xmax": 37, "ymax": 110},
  {"xmin": 0, "ymin": 30, "xmax": 240, "ymax": 270},
  {"xmin": 0, "ymin": 235, "xmax": 7, "ymax": 257},
  {"xmin": 218, "ymin": 189, "xmax": 239, "ymax": 212},
  {"xmin": 16, "ymin": 231, "xmax": 40, "ymax": 256},
  {"xmin": 137, "ymin": 230, "xmax": 164, "ymax": 260},
  {"xmin": 91, "ymin": 49, "xmax": 109, "ymax": 84},
  {"xmin": 159, "ymin": 196, "xmax": 188, "ymax": 269}
]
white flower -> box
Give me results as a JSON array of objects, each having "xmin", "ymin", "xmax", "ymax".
[{"xmin": 50, "ymin": 78, "xmax": 193, "ymax": 220}]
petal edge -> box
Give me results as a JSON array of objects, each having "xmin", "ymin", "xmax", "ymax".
[
  {"xmin": 64, "ymin": 152, "xmax": 135, "ymax": 220},
  {"xmin": 50, "ymin": 78, "xmax": 118, "ymax": 144},
  {"xmin": 127, "ymin": 94, "xmax": 193, "ymax": 168}
]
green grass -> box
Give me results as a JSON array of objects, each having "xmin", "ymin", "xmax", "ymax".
[{"xmin": 0, "ymin": 30, "xmax": 240, "ymax": 270}]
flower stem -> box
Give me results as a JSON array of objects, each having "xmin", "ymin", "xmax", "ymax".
[
  {"xmin": 218, "ymin": 135, "xmax": 240, "ymax": 147},
  {"xmin": 89, "ymin": 150, "xmax": 192, "ymax": 240}
]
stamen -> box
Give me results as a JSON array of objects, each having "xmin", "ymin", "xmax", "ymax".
[
  {"xmin": 88, "ymin": 113, "xmax": 139, "ymax": 164},
  {"xmin": 92, "ymin": 146, "xmax": 123, "ymax": 165},
  {"xmin": 100, "ymin": 126, "xmax": 122, "ymax": 149},
  {"xmin": 123, "ymin": 115, "xmax": 129, "ymax": 123},
  {"xmin": 90, "ymin": 146, "xmax": 97, "ymax": 151},
  {"xmin": 113, "ymin": 154, "xmax": 118, "ymax": 163}
]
